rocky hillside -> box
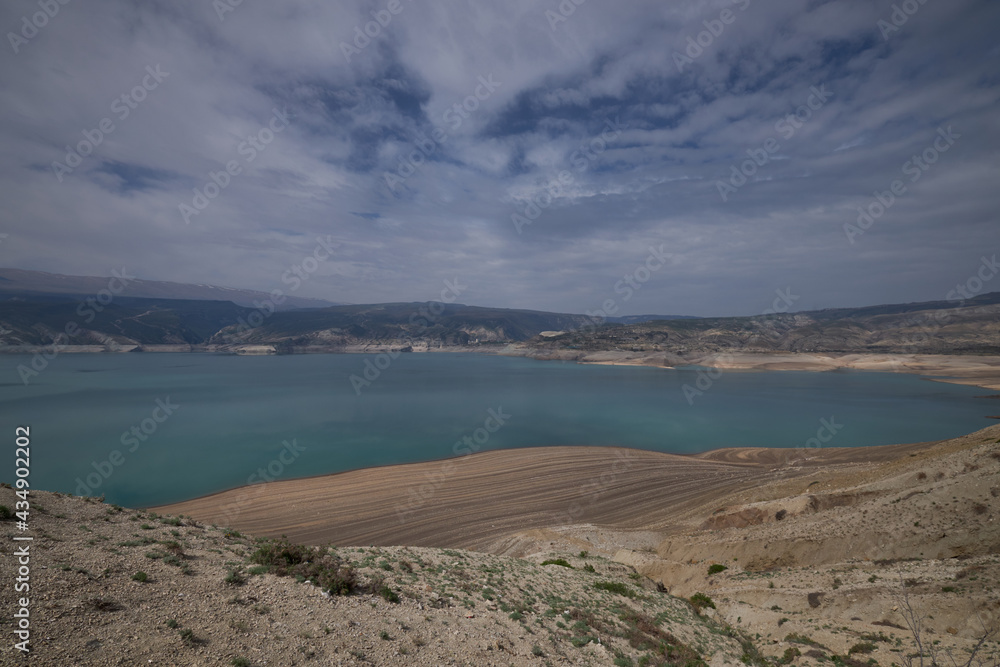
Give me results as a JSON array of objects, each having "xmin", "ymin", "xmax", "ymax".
[
  {"xmin": 526, "ymin": 292, "xmax": 1000, "ymax": 358},
  {"xmin": 0, "ymin": 489, "xmax": 752, "ymax": 666}
]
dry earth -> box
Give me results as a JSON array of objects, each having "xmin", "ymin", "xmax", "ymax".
[{"xmin": 0, "ymin": 489, "xmax": 751, "ymax": 666}]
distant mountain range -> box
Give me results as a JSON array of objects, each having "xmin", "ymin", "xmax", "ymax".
[
  {"xmin": 0, "ymin": 268, "xmax": 341, "ymax": 310},
  {"xmin": 0, "ymin": 268, "xmax": 997, "ymax": 355}
]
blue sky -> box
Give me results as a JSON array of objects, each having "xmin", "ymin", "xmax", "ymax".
[{"xmin": 1, "ymin": 0, "xmax": 997, "ymax": 315}]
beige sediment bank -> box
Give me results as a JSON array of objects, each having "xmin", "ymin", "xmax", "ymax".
[{"xmin": 529, "ymin": 350, "xmax": 1000, "ymax": 391}]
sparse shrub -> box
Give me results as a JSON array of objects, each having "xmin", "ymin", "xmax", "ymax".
[
  {"xmin": 509, "ymin": 611, "xmax": 524, "ymax": 621},
  {"xmin": 140, "ymin": 523, "xmax": 154, "ymax": 530},
  {"xmin": 231, "ymin": 659, "xmax": 251, "ymax": 667},
  {"xmin": 160, "ymin": 516, "xmax": 182, "ymax": 526},
  {"xmin": 594, "ymin": 581, "xmax": 635, "ymax": 597},
  {"xmin": 689, "ymin": 592, "xmax": 715, "ymax": 612},
  {"xmin": 532, "ymin": 644, "xmax": 544, "ymax": 656},
  {"xmin": 583, "ymin": 564, "xmax": 596, "ymax": 573},
  {"xmin": 786, "ymin": 634, "xmax": 824, "ymax": 648},
  {"xmin": 942, "ymin": 585, "xmax": 956, "ymax": 593},
  {"xmin": 579, "ymin": 550, "xmax": 588, "ymax": 558},
  {"xmin": 782, "ymin": 647, "xmax": 802, "ymax": 664},
  {"xmin": 132, "ymin": 571, "xmax": 148, "ymax": 582},
  {"xmin": 86, "ymin": 597, "xmax": 122, "ymax": 612},
  {"xmin": 178, "ymin": 628, "xmax": 199, "ymax": 645},
  {"xmin": 0, "ymin": 505, "xmax": 13, "ymax": 521},
  {"xmin": 540, "ymin": 558, "xmax": 574, "ymax": 568},
  {"xmin": 848, "ymin": 642, "xmax": 876, "ymax": 655},
  {"xmin": 379, "ymin": 630, "xmax": 391, "ymax": 640},
  {"xmin": 708, "ymin": 563, "xmax": 728, "ymax": 575},
  {"xmin": 225, "ymin": 569, "xmax": 246, "ymax": 586},
  {"xmin": 378, "ymin": 585, "xmax": 400, "ymax": 603},
  {"xmin": 166, "ymin": 618, "xmax": 179, "ymax": 628}
]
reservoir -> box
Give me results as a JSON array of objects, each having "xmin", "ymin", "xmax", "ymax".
[{"xmin": 0, "ymin": 352, "xmax": 991, "ymax": 507}]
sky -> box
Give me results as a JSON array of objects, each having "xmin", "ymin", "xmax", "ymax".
[{"xmin": 1, "ymin": 0, "xmax": 997, "ymax": 317}]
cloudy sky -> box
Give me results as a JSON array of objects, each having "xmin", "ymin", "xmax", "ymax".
[{"xmin": 1, "ymin": 0, "xmax": 997, "ymax": 316}]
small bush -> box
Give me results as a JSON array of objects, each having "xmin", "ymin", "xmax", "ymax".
[
  {"xmin": 707, "ymin": 563, "xmax": 728, "ymax": 575},
  {"xmin": 848, "ymin": 643, "xmax": 876, "ymax": 655},
  {"xmin": 540, "ymin": 558, "xmax": 574, "ymax": 568},
  {"xmin": 178, "ymin": 628, "xmax": 199, "ymax": 645},
  {"xmin": 782, "ymin": 647, "xmax": 802, "ymax": 664},
  {"xmin": 689, "ymin": 592, "xmax": 715, "ymax": 612},
  {"xmin": 509, "ymin": 611, "xmax": 524, "ymax": 621},
  {"xmin": 132, "ymin": 571, "xmax": 148, "ymax": 583},
  {"xmin": 583, "ymin": 564, "xmax": 596, "ymax": 573},
  {"xmin": 532, "ymin": 644, "xmax": 544, "ymax": 656},
  {"xmin": 231, "ymin": 659, "xmax": 251, "ymax": 667},
  {"xmin": 225, "ymin": 569, "xmax": 246, "ymax": 586},
  {"xmin": 378, "ymin": 585, "xmax": 400, "ymax": 603},
  {"xmin": 166, "ymin": 619, "xmax": 179, "ymax": 628},
  {"xmin": 786, "ymin": 634, "xmax": 824, "ymax": 648},
  {"xmin": 0, "ymin": 505, "xmax": 13, "ymax": 521},
  {"xmin": 379, "ymin": 630, "xmax": 391, "ymax": 640},
  {"xmin": 594, "ymin": 581, "xmax": 635, "ymax": 597}
]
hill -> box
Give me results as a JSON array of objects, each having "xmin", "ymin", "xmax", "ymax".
[
  {"xmin": 523, "ymin": 292, "xmax": 1000, "ymax": 359},
  {"xmin": 0, "ymin": 488, "xmax": 750, "ymax": 666},
  {"xmin": 0, "ymin": 268, "xmax": 340, "ymax": 310}
]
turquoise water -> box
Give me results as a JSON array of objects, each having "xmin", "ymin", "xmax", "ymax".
[{"xmin": 0, "ymin": 352, "xmax": 992, "ymax": 507}]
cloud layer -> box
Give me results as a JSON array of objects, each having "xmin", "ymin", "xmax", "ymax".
[{"xmin": 1, "ymin": 0, "xmax": 997, "ymax": 315}]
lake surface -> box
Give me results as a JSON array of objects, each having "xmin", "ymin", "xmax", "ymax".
[{"xmin": 0, "ymin": 352, "xmax": 992, "ymax": 507}]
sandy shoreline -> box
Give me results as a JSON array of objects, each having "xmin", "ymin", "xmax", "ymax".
[{"xmin": 155, "ymin": 432, "xmax": 959, "ymax": 554}]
